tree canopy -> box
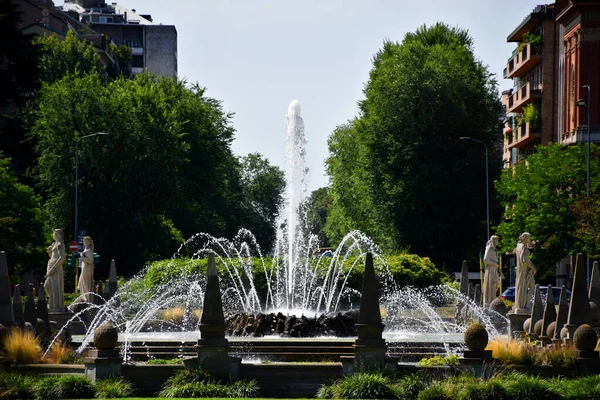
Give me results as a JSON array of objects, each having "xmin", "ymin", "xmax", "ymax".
[
  {"xmin": 496, "ymin": 143, "xmax": 600, "ymax": 277},
  {"xmin": 326, "ymin": 23, "xmax": 503, "ymax": 269},
  {"xmin": 30, "ymin": 71, "xmax": 284, "ymax": 276}
]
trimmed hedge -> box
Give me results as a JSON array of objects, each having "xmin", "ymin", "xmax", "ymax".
[{"xmin": 143, "ymin": 253, "xmax": 447, "ymax": 293}]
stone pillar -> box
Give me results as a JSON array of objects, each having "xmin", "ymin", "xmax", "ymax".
[
  {"xmin": 108, "ymin": 259, "xmax": 118, "ymax": 298},
  {"xmin": 185, "ymin": 254, "xmax": 240, "ymax": 379},
  {"xmin": 24, "ymin": 283, "xmax": 37, "ymax": 328},
  {"xmin": 36, "ymin": 282, "xmax": 51, "ymax": 337},
  {"xmin": 12, "ymin": 285, "xmax": 24, "ymax": 328},
  {"xmin": 552, "ymin": 286, "xmax": 569, "ymax": 344},
  {"xmin": 539, "ymin": 284, "xmax": 557, "ymax": 344},
  {"xmin": 352, "ymin": 253, "xmax": 388, "ymax": 372},
  {"xmin": 564, "ymin": 254, "xmax": 591, "ymax": 340},
  {"xmin": 0, "ymin": 252, "xmax": 16, "ymax": 328},
  {"xmin": 528, "ymin": 285, "xmax": 543, "ymax": 338},
  {"xmin": 84, "ymin": 322, "xmax": 122, "ymax": 381},
  {"xmin": 507, "ymin": 312, "xmax": 529, "ymax": 341}
]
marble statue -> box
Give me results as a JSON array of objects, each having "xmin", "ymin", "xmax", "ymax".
[
  {"xmin": 78, "ymin": 236, "xmax": 95, "ymax": 303},
  {"xmin": 514, "ymin": 232, "xmax": 536, "ymax": 312},
  {"xmin": 43, "ymin": 229, "xmax": 66, "ymax": 312},
  {"xmin": 483, "ymin": 235, "xmax": 500, "ymax": 307}
]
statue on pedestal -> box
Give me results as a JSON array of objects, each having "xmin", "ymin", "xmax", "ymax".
[
  {"xmin": 483, "ymin": 235, "xmax": 500, "ymax": 307},
  {"xmin": 44, "ymin": 229, "xmax": 66, "ymax": 312},
  {"xmin": 514, "ymin": 232, "xmax": 536, "ymax": 313},
  {"xmin": 78, "ymin": 236, "xmax": 95, "ymax": 303}
]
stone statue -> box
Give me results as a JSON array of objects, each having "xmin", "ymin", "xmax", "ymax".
[
  {"xmin": 483, "ymin": 235, "xmax": 500, "ymax": 307},
  {"xmin": 78, "ymin": 236, "xmax": 95, "ymax": 303},
  {"xmin": 43, "ymin": 229, "xmax": 66, "ymax": 312},
  {"xmin": 514, "ymin": 232, "xmax": 536, "ymax": 312}
]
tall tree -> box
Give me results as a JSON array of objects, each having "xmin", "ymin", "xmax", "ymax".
[
  {"xmin": 0, "ymin": 152, "xmax": 46, "ymax": 279},
  {"xmin": 496, "ymin": 143, "xmax": 600, "ymax": 276},
  {"xmin": 31, "ymin": 73, "xmax": 240, "ymax": 276},
  {"xmin": 0, "ymin": 0, "xmax": 40, "ymax": 178},
  {"xmin": 236, "ymin": 153, "xmax": 285, "ymax": 252},
  {"xmin": 326, "ymin": 23, "xmax": 503, "ymax": 269},
  {"xmin": 304, "ymin": 187, "xmax": 333, "ymax": 247}
]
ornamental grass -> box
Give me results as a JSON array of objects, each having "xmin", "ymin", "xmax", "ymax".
[{"xmin": 2, "ymin": 328, "xmax": 42, "ymax": 364}]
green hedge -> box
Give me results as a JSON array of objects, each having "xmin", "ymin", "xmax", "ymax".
[{"xmin": 142, "ymin": 253, "xmax": 447, "ymax": 294}]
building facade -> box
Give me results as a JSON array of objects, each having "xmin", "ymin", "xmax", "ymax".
[
  {"xmin": 63, "ymin": 0, "xmax": 177, "ymax": 77},
  {"xmin": 502, "ymin": 1, "xmax": 600, "ymax": 168}
]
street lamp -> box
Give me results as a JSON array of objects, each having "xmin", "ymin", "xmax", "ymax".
[
  {"xmin": 577, "ymin": 84, "xmax": 591, "ymax": 284},
  {"xmin": 460, "ymin": 136, "xmax": 490, "ymax": 240},
  {"xmin": 75, "ymin": 132, "xmax": 110, "ymax": 249}
]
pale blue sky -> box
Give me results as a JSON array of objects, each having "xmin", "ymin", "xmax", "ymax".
[{"xmin": 74, "ymin": 0, "xmax": 545, "ymax": 190}]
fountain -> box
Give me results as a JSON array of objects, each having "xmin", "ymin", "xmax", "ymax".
[{"xmin": 50, "ymin": 100, "xmax": 507, "ymax": 363}]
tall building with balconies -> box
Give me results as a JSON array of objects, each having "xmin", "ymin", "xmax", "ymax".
[
  {"xmin": 62, "ymin": 0, "xmax": 177, "ymax": 78},
  {"xmin": 502, "ymin": 4, "xmax": 558, "ymax": 168}
]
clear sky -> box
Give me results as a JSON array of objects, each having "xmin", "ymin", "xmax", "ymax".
[{"xmin": 67, "ymin": 0, "xmax": 545, "ymax": 191}]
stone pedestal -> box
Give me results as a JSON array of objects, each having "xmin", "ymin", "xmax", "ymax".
[
  {"xmin": 463, "ymin": 350, "xmax": 492, "ymax": 359},
  {"xmin": 186, "ymin": 339, "xmax": 241, "ymax": 380},
  {"xmin": 49, "ymin": 311, "xmax": 86, "ymax": 335},
  {"xmin": 507, "ymin": 311, "xmax": 530, "ymax": 340},
  {"xmin": 84, "ymin": 348, "xmax": 122, "ymax": 381}
]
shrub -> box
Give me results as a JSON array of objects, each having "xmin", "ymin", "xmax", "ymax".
[
  {"xmin": 44, "ymin": 339, "xmax": 81, "ymax": 364},
  {"xmin": 160, "ymin": 307, "xmax": 185, "ymax": 324},
  {"xmin": 0, "ymin": 371, "xmax": 37, "ymax": 400},
  {"xmin": 33, "ymin": 376, "xmax": 62, "ymax": 399},
  {"xmin": 556, "ymin": 375, "xmax": 600, "ymax": 400},
  {"xmin": 160, "ymin": 382, "xmax": 230, "ymax": 398},
  {"xmin": 94, "ymin": 377, "xmax": 135, "ymax": 398},
  {"xmin": 417, "ymin": 354, "xmax": 459, "ymax": 367},
  {"xmin": 326, "ymin": 372, "xmax": 399, "ymax": 399},
  {"xmin": 394, "ymin": 374, "xmax": 429, "ymax": 400},
  {"xmin": 56, "ymin": 375, "xmax": 96, "ymax": 399},
  {"xmin": 501, "ymin": 373, "xmax": 560, "ymax": 400},
  {"xmin": 486, "ymin": 338, "xmax": 539, "ymax": 366},
  {"xmin": 317, "ymin": 383, "xmax": 336, "ymax": 399},
  {"xmin": 542, "ymin": 345, "xmax": 576, "ymax": 367},
  {"xmin": 145, "ymin": 357, "xmax": 184, "ymax": 365},
  {"xmin": 417, "ymin": 382, "xmax": 451, "ymax": 400},
  {"xmin": 229, "ymin": 379, "xmax": 260, "ymax": 398},
  {"xmin": 2, "ymin": 328, "xmax": 42, "ymax": 364}
]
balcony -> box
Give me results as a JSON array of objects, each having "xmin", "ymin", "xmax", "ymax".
[
  {"xmin": 506, "ymin": 82, "xmax": 542, "ymax": 114},
  {"xmin": 505, "ymin": 43, "xmax": 542, "ymax": 78},
  {"xmin": 131, "ymin": 67, "xmax": 144, "ymax": 75},
  {"xmin": 507, "ymin": 121, "xmax": 541, "ymax": 149},
  {"xmin": 130, "ymin": 47, "xmax": 144, "ymax": 55}
]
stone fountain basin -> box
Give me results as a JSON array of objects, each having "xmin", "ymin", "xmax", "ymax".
[{"xmin": 72, "ymin": 332, "xmax": 464, "ymax": 363}]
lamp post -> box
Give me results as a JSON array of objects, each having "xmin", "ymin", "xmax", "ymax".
[
  {"xmin": 460, "ymin": 137, "xmax": 490, "ymax": 240},
  {"xmin": 577, "ymin": 85, "xmax": 592, "ymax": 284},
  {"xmin": 75, "ymin": 132, "xmax": 110, "ymax": 249}
]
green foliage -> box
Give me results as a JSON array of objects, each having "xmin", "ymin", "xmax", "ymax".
[
  {"xmin": 94, "ymin": 377, "xmax": 135, "ymax": 398},
  {"xmin": 30, "ymin": 72, "xmax": 269, "ymax": 276},
  {"xmin": 237, "ymin": 153, "xmax": 285, "ymax": 252},
  {"xmin": 32, "ymin": 376, "xmax": 62, "ymax": 400},
  {"xmin": 496, "ymin": 143, "xmax": 600, "ymax": 274},
  {"xmin": 0, "ymin": 153, "xmax": 46, "ymax": 278},
  {"xmin": 158, "ymin": 368, "xmax": 258, "ymax": 398},
  {"xmin": 107, "ymin": 43, "xmax": 132, "ymax": 78},
  {"xmin": 34, "ymin": 31, "xmax": 104, "ymax": 84},
  {"xmin": 0, "ymin": 371, "xmax": 37, "ymax": 400},
  {"xmin": 326, "ymin": 23, "xmax": 503, "ymax": 269},
  {"xmin": 317, "ymin": 372, "xmax": 400, "ymax": 399},
  {"xmin": 501, "ymin": 373, "xmax": 560, "ymax": 400},
  {"xmin": 0, "ymin": 0, "xmax": 41, "ymax": 178},
  {"xmin": 145, "ymin": 357, "xmax": 184, "ymax": 365},
  {"xmin": 54, "ymin": 375, "xmax": 96, "ymax": 399},
  {"xmin": 417, "ymin": 354, "xmax": 459, "ymax": 367},
  {"xmin": 394, "ymin": 374, "xmax": 430, "ymax": 400},
  {"xmin": 521, "ymin": 103, "xmax": 540, "ymax": 129},
  {"xmin": 304, "ymin": 187, "xmax": 333, "ymax": 247},
  {"xmin": 571, "ymin": 191, "xmax": 600, "ymax": 257},
  {"xmin": 518, "ymin": 31, "xmax": 543, "ymax": 52}
]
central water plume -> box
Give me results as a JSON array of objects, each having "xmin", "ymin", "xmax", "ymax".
[{"xmin": 274, "ymin": 100, "xmax": 311, "ymax": 311}]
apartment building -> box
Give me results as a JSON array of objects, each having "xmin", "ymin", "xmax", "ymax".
[
  {"xmin": 62, "ymin": 0, "xmax": 177, "ymax": 77},
  {"xmin": 502, "ymin": 1, "xmax": 600, "ymax": 168}
]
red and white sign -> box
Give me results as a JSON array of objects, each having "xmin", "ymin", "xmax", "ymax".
[{"xmin": 69, "ymin": 241, "xmax": 79, "ymax": 252}]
